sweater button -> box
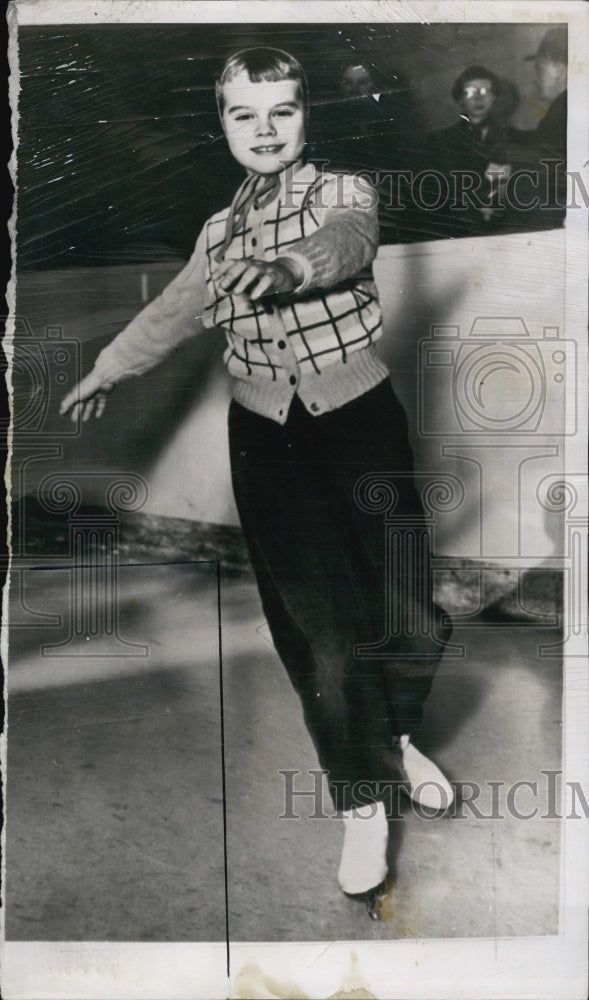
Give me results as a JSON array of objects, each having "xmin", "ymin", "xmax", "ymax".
[
  {"xmin": 310, "ymin": 402, "xmax": 320, "ymax": 413},
  {"xmin": 277, "ymin": 340, "xmax": 286, "ymax": 350},
  {"xmin": 251, "ymin": 237, "xmax": 257, "ymax": 246},
  {"xmin": 289, "ymin": 375, "xmax": 297, "ymax": 386},
  {"xmin": 264, "ymin": 303, "xmax": 274, "ymax": 315}
]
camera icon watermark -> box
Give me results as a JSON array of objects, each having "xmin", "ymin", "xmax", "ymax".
[
  {"xmin": 4, "ymin": 316, "xmax": 82, "ymax": 438},
  {"xmin": 418, "ymin": 317, "xmax": 576, "ymax": 437}
]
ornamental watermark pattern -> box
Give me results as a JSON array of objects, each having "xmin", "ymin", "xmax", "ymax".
[{"xmin": 5, "ymin": 315, "xmax": 151, "ymax": 656}]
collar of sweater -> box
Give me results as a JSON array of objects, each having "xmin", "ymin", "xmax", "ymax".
[{"xmin": 241, "ymin": 159, "xmax": 314, "ymax": 208}]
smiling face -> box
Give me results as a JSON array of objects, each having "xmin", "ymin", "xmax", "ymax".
[
  {"xmin": 458, "ymin": 78, "xmax": 496, "ymax": 123},
  {"xmin": 220, "ymin": 74, "xmax": 306, "ymax": 175}
]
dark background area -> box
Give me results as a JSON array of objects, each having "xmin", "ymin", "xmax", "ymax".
[{"xmin": 17, "ymin": 22, "xmax": 553, "ymax": 269}]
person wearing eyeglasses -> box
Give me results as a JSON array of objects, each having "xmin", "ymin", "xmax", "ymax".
[{"xmin": 426, "ymin": 65, "xmax": 513, "ymax": 236}]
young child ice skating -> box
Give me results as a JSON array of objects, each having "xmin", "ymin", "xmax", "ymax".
[{"xmin": 61, "ymin": 47, "xmax": 453, "ymax": 919}]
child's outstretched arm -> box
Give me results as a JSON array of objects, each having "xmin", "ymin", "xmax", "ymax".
[
  {"xmin": 60, "ymin": 370, "xmax": 114, "ymax": 423},
  {"xmin": 277, "ymin": 172, "xmax": 380, "ymax": 292},
  {"xmin": 211, "ymin": 174, "xmax": 379, "ymax": 304},
  {"xmin": 60, "ymin": 227, "xmax": 209, "ymax": 421}
]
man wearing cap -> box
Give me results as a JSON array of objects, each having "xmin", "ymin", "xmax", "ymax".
[
  {"xmin": 525, "ymin": 25, "xmax": 567, "ymax": 161},
  {"xmin": 496, "ymin": 26, "xmax": 567, "ymax": 229}
]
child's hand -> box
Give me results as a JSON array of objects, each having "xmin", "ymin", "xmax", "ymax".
[
  {"xmin": 59, "ymin": 370, "xmax": 115, "ymax": 423},
  {"xmin": 214, "ymin": 257, "xmax": 303, "ymax": 301}
]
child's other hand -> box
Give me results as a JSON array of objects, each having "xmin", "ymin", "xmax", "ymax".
[
  {"xmin": 214, "ymin": 257, "xmax": 303, "ymax": 301},
  {"xmin": 59, "ymin": 370, "xmax": 115, "ymax": 423}
]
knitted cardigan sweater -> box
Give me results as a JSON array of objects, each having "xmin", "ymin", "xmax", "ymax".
[{"xmin": 93, "ymin": 162, "xmax": 389, "ymax": 424}]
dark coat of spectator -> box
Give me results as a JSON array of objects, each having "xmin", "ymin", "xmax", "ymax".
[
  {"xmin": 424, "ymin": 66, "xmax": 515, "ymax": 237},
  {"xmin": 496, "ymin": 28, "xmax": 567, "ymax": 231},
  {"xmin": 430, "ymin": 114, "xmax": 513, "ymax": 184}
]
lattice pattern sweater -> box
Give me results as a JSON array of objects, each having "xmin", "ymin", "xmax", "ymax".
[{"xmin": 93, "ymin": 162, "xmax": 389, "ymax": 424}]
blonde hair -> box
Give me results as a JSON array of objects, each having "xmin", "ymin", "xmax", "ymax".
[{"xmin": 216, "ymin": 47, "xmax": 308, "ymax": 114}]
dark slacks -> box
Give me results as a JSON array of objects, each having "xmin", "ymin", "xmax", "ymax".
[{"xmin": 228, "ymin": 379, "xmax": 451, "ymax": 811}]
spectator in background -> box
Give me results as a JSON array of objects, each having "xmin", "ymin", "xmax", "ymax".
[
  {"xmin": 523, "ymin": 26, "xmax": 567, "ymax": 166},
  {"xmin": 340, "ymin": 61, "xmax": 380, "ymax": 100},
  {"xmin": 492, "ymin": 27, "xmax": 567, "ymax": 230},
  {"xmin": 427, "ymin": 66, "xmax": 514, "ymax": 236},
  {"xmin": 310, "ymin": 60, "xmax": 419, "ymax": 172},
  {"xmin": 309, "ymin": 59, "xmax": 426, "ymax": 241}
]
